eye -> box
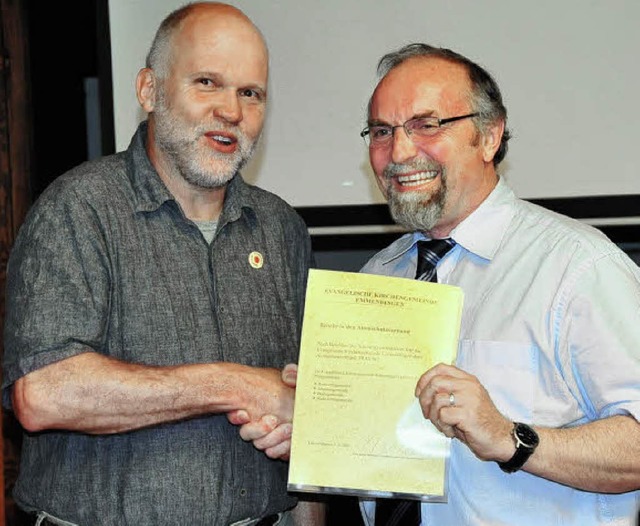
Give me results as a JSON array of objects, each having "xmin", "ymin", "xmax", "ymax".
[
  {"xmin": 370, "ymin": 126, "xmax": 392, "ymax": 139},
  {"xmin": 409, "ymin": 118, "xmax": 439, "ymax": 135},
  {"xmin": 196, "ymin": 77, "xmax": 218, "ymax": 88},
  {"xmin": 239, "ymin": 88, "xmax": 264, "ymax": 101}
]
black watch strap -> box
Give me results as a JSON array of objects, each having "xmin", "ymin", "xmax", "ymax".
[{"xmin": 498, "ymin": 422, "xmax": 539, "ymax": 473}]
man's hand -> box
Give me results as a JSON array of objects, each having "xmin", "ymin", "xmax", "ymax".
[
  {"xmin": 415, "ymin": 363, "xmax": 513, "ymax": 462},
  {"xmin": 227, "ymin": 363, "xmax": 298, "ymax": 459}
]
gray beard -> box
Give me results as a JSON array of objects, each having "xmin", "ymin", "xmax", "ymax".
[
  {"xmin": 388, "ymin": 185, "xmax": 446, "ymax": 232},
  {"xmin": 172, "ymin": 138, "xmax": 257, "ymax": 190},
  {"xmin": 383, "ymin": 161, "xmax": 447, "ymax": 232}
]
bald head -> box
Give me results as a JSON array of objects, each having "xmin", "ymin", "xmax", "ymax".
[{"xmin": 146, "ymin": 2, "xmax": 268, "ymax": 80}]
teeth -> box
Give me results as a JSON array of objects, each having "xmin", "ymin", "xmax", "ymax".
[
  {"xmin": 213, "ymin": 135, "xmax": 233, "ymax": 145},
  {"xmin": 397, "ymin": 171, "xmax": 438, "ymax": 186}
]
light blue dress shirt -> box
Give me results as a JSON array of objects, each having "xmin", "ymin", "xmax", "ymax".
[{"xmin": 360, "ymin": 178, "xmax": 640, "ymax": 525}]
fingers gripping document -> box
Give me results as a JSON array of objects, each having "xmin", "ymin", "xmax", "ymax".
[{"xmin": 288, "ymin": 269, "xmax": 463, "ymax": 501}]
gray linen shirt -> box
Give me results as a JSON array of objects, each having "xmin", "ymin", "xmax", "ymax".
[{"xmin": 3, "ymin": 122, "xmax": 313, "ymax": 525}]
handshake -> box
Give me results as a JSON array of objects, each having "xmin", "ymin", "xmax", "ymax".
[{"xmin": 227, "ymin": 363, "xmax": 299, "ymax": 460}]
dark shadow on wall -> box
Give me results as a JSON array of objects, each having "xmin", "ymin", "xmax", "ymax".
[{"xmin": 4, "ymin": 1, "xmax": 107, "ymax": 524}]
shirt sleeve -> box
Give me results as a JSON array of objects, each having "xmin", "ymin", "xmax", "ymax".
[
  {"xmin": 555, "ymin": 249, "xmax": 640, "ymax": 423},
  {"xmin": 2, "ymin": 182, "xmax": 111, "ymax": 404}
]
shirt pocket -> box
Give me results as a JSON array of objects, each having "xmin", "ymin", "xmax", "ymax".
[{"xmin": 457, "ymin": 339, "xmax": 538, "ymax": 422}]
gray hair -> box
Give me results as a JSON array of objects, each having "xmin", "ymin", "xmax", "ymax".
[
  {"xmin": 145, "ymin": 2, "xmax": 203, "ymax": 79},
  {"xmin": 373, "ymin": 43, "xmax": 511, "ymax": 166}
]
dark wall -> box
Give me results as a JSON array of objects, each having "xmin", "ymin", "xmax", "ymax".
[{"xmin": 27, "ymin": 0, "xmax": 99, "ymax": 199}]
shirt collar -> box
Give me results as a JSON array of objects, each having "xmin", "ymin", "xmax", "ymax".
[
  {"xmin": 375, "ymin": 176, "xmax": 516, "ymax": 265},
  {"xmin": 449, "ymin": 176, "xmax": 516, "ymax": 261},
  {"xmin": 126, "ymin": 121, "xmax": 174, "ymax": 213},
  {"xmin": 125, "ymin": 121, "xmax": 256, "ymax": 224}
]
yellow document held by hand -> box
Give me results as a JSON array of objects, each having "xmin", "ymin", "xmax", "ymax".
[{"xmin": 288, "ymin": 269, "xmax": 464, "ymax": 501}]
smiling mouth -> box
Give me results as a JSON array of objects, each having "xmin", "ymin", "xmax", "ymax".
[
  {"xmin": 396, "ymin": 170, "xmax": 439, "ymax": 187},
  {"xmin": 211, "ymin": 134, "xmax": 235, "ymax": 146}
]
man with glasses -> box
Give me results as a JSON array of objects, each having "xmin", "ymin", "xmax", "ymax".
[{"xmin": 355, "ymin": 43, "xmax": 640, "ymax": 525}]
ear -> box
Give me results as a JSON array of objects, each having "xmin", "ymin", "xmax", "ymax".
[
  {"xmin": 136, "ymin": 68, "xmax": 157, "ymax": 114},
  {"xmin": 480, "ymin": 119, "xmax": 505, "ymax": 164}
]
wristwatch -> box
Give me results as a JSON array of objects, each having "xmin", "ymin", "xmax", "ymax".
[{"xmin": 498, "ymin": 422, "xmax": 539, "ymax": 473}]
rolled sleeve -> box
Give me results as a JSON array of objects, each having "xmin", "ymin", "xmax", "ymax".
[{"xmin": 3, "ymin": 183, "xmax": 111, "ymax": 398}]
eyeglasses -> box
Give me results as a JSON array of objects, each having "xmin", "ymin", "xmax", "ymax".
[{"xmin": 360, "ymin": 113, "xmax": 479, "ymax": 148}]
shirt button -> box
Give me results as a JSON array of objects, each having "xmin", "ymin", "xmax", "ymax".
[{"xmin": 239, "ymin": 489, "xmax": 247, "ymax": 497}]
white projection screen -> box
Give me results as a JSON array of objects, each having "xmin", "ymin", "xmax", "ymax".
[{"xmin": 107, "ymin": 0, "xmax": 640, "ymax": 234}]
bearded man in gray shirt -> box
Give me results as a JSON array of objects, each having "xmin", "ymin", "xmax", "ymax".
[{"xmin": 2, "ymin": 2, "xmax": 322, "ymax": 525}]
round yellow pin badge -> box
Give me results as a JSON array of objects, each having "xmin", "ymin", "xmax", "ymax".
[{"xmin": 249, "ymin": 251, "xmax": 264, "ymax": 269}]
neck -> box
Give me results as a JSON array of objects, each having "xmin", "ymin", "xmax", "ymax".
[{"xmin": 426, "ymin": 169, "xmax": 499, "ymax": 239}]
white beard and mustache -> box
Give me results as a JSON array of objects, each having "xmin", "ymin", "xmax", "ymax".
[{"xmin": 383, "ymin": 159, "xmax": 447, "ymax": 232}]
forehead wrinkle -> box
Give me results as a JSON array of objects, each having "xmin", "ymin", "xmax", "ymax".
[{"xmin": 371, "ymin": 57, "xmax": 473, "ymax": 121}]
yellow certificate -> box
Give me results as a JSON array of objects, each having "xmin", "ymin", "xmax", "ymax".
[{"xmin": 288, "ymin": 269, "xmax": 463, "ymax": 501}]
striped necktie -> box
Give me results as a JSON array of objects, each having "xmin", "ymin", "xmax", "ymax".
[{"xmin": 415, "ymin": 238, "xmax": 456, "ymax": 282}]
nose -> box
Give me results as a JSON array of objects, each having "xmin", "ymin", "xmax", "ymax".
[
  {"xmin": 214, "ymin": 89, "xmax": 243, "ymax": 124},
  {"xmin": 390, "ymin": 126, "xmax": 418, "ymax": 165}
]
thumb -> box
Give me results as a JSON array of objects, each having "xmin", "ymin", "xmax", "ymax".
[
  {"xmin": 281, "ymin": 363, "xmax": 298, "ymax": 387},
  {"xmin": 227, "ymin": 409, "xmax": 250, "ymax": 425}
]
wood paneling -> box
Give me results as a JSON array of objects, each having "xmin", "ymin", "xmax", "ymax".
[{"xmin": 0, "ymin": 0, "xmax": 33, "ymax": 524}]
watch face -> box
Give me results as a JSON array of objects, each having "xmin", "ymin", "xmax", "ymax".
[{"xmin": 515, "ymin": 423, "xmax": 539, "ymax": 449}]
